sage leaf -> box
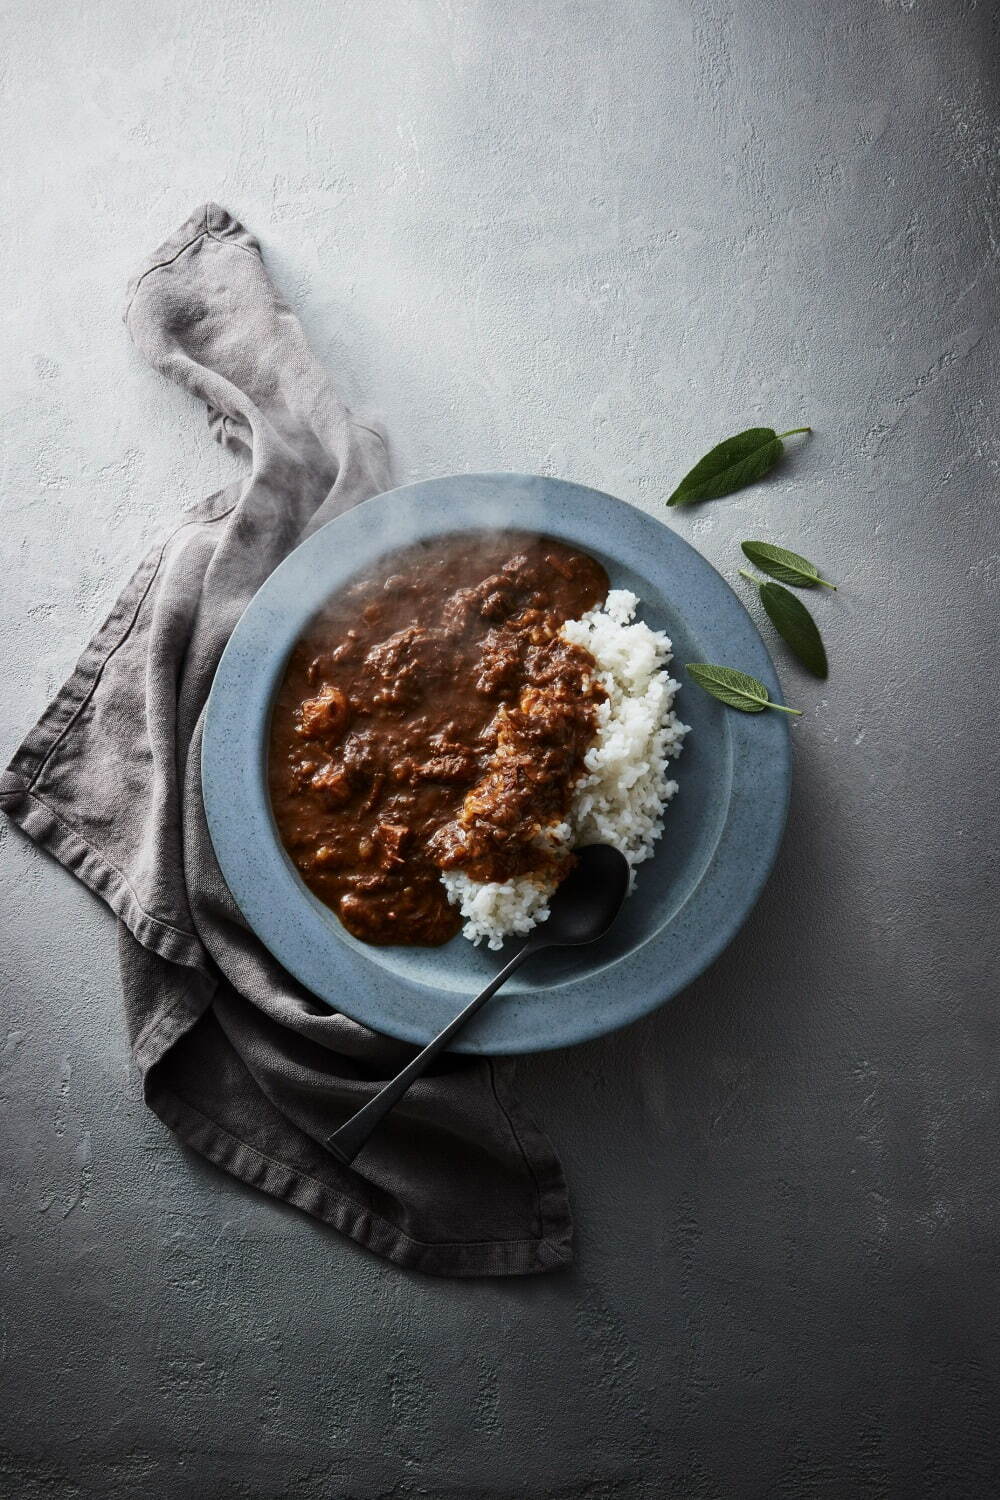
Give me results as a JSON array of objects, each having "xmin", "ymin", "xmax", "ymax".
[
  {"xmin": 667, "ymin": 426, "xmax": 810, "ymax": 506},
  {"xmin": 685, "ymin": 662, "xmax": 801, "ymax": 715},
  {"xmin": 758, "ymin": 581, "xmax": 828, "ymax": 679},
  {"xmin": 741, "ymin": 540, "xmax": 836, "ymax": 589}
]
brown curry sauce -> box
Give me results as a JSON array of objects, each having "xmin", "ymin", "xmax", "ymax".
[{"xmin": 268, "ymin": 533, "xmax": 609, "ymax": 946}]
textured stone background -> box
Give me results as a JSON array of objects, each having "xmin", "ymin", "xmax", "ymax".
[{"xmin": 2, "ymin": 2, "xmax": 998, "ymax": 1496}]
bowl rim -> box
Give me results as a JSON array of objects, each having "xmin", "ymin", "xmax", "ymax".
[{"xmin": 202, "ymin": 472, "xmax": 791, "ymax": 1054}]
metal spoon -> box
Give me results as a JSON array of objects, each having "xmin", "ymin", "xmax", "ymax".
[{"xmin": 326, "ymin": 844, "xmax": 631, "ymax": 1165}]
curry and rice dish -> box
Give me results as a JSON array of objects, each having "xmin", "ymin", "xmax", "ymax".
[{"xmin": 268, "ymin": 532, "xmax": 688, "ymax": 950}]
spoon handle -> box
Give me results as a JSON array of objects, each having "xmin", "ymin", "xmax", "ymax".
[{"xmin": 326, "ymin": 942, "xmax": 535, "ymax": 1165}]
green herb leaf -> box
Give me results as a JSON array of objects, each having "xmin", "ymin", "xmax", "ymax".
[
  {"xmin": 741, "ymin": 540, "xmax": 836, "ymax": 589},
  {"xmin": 667, "ymin": 426, "xmax": 810, "ymax": 506},
  {"xmin": 758, "ymin": 582, "xmax": 828, "ymax": 679},
  {"xmin": 685, "ymin": 662, "xmax": 801, "ymax": 715}
]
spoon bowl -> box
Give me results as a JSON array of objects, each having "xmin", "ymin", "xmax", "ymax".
[{"xmin": 529, "ymin": 844, "xmax": 631, "ymax": 949}]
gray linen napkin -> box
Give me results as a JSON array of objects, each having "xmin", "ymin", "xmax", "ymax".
[{"xmin": 0, "ymin": 203, "xmax": 572, "ymax": 1277}]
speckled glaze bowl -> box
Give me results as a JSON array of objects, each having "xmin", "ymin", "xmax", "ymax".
[{"xmin": 202, "ymin": 473, "xmax": 791, "ymax": 1054}]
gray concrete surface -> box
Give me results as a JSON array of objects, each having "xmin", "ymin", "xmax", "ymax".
[{"xmin": 2, "ymin": 1, "xmax": 999, "ymax": 1495}]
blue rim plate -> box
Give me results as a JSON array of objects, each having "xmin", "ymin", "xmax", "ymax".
[{"xmin": 202, "ymin": 473, "xmax": 791, "ymax": 1054}]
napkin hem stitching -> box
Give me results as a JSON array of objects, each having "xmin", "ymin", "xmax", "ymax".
[
  {"xmin": 0, "ymin": 783, "xmax": 211, "ymax": 975},
  {"xmin": 152, "ymin": 1086, "xmax": 554, "ymax": 1259}
]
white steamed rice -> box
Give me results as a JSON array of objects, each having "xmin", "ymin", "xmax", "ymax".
[{"xmin": 441, "ymin": 589, "xmax": 688, "ymax": 948}]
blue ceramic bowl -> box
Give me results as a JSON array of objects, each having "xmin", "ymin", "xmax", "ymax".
[{"xmin": 202, "ymin": 474, "xmax": 791, "ymax": 1054}]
